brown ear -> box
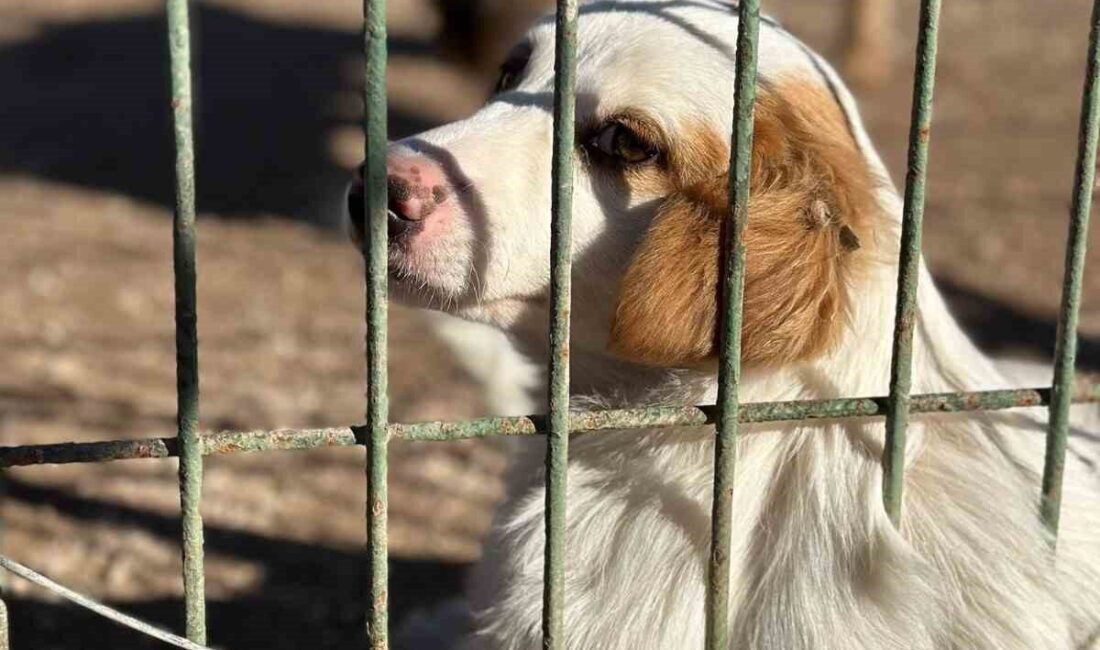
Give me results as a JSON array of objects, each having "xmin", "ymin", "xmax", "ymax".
[
  {"xmin": 609, "ymin": 80, "xmax": 881, "ymax": 368},
  {"xmin": 608, "ymin": 184, "xmax": 725, "ymax": 366}
]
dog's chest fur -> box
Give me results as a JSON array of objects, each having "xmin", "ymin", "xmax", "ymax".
[{"xmin": 463, "ymin": 402, "xmax": 1100, "ymax": 650}]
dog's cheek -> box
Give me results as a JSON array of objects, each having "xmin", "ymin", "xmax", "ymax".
[{"xmin": 608, "ymin": 195, "xmax": 722, "ymax": 366}]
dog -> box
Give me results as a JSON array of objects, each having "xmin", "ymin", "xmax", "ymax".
[
  {"xmin": 348, "ymin": 1, "xmax": 1100, "ymax": 647},
  {"xmin": 434, "ymin": 0, "xmax": 896, "ymax": 87}
]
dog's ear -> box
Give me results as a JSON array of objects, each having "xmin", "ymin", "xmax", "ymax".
[
  {"xmin": 608, "ymin": 80, "xmax": 880, "ymax": 368},
  {"xmin": 608, "ymin": 183, "xmax": 726, "ymax": 366}
]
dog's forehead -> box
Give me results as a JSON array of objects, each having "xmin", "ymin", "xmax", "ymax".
[{"xmin": 523, "ymin": 1, "xmax": 823, "ymax": 121}]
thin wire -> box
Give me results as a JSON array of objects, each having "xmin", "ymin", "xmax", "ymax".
[{"xmin": 0, "ymin": 555, "xmax": 214, "ymax": 650}]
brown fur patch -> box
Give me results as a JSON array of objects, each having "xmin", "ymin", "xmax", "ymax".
[{"xmin": 609, "ymin": 79, "xmax": 883, "ymax": 367}]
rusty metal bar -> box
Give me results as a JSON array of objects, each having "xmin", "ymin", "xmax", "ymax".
[
  {"xmin": 363, "ymin": 0, "xmax": 390, "ymax": 645},
  {"xmin": 1042, "ymin": 0, "xmax": 1100, "ymax": 538},
  {"xmin": 2, "ymin": 386, "xmax": 1099, "ymax": 468},
  {"xmin": 543, "ymin": 1, "xmax": 579, "ymax": 648},
  {"xmin": 882, "ymin": 0, "xmax": 943, "ymax": 527},
  {"xmin": 707, "ymin": 1, "xmax": 760, "ymax": 648},
  {"xmin": 166, "ymin": 0, "xmax": 206, "ymax": 641}
]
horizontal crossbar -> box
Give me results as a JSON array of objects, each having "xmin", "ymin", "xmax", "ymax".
[{"xmin": 3, "ymin": 384, "xmax": 1097, "ymax": 468}]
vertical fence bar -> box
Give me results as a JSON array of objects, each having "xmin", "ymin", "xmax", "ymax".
[
  {"xmin": 1041, "ymin": 0, "xmax": 1100, "ymax": 538},
  {"xmin": 167, "ymin": 0, "xmax": 206, "ymax": 642},
  {"xmin": 363, "ymin": 0, "xmax": 390, "ymax": 647},
  {"xmin": 543, "ymin": 1, "xmax": 578, "ymax": 648},
  {"xmin": 882, "ymin": 0, "xmax": 942, "ymax": 526},
  {"xmin": 705, "ymin": 2, "xmax": 760, "ymax": 648}
]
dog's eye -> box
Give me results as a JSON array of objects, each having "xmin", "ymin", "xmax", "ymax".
[
  {"xmin": 494, "ymin": 43, "xmax": 532, "ymax": 94},
  {"xmin": 588, "ymin": 123, "xmax": 658, "ymax": 165}
]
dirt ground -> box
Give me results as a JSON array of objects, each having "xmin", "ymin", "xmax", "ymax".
[{"xmin": 0, "ymin": 0, "xmax": 1098, "ymax": 648}]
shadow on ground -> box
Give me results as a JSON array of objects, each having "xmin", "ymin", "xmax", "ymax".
[
  {"xmin": 0, "ymin": 4, "xmax": 435, "ymax": 228},
  {"xmin": 5, "ymin": 477, "xmax": 467, "ymax": 649},
  {"xmin": 939, "ymin": 278, "xmax": 1100, "ymax": 372}
]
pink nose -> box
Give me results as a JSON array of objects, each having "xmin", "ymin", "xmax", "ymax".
[
  {"xmin": 386, "ymin": 156, "xmax": 451, "ymax": 233},
  {"xmin": 346, "ymin": 155, "xmax": 453, "ymax": 243}
]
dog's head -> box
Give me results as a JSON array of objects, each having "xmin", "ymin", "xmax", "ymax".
[{"xmin": 348, "ymin": 0, "xmax": 892, "ymax": 370}]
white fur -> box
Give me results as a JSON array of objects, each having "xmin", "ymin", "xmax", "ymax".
[
  {"xmin": 429, "ymin": 312, "xmax": 542, "ymax": 417},
  {"xmin": 382, "ymin": 1, "xmax": 1100, "ymax": 647}
]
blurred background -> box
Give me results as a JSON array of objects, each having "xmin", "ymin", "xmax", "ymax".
[{"xmin": 0, "ymin": 0, "xmax": 1097, "ymax": 647}]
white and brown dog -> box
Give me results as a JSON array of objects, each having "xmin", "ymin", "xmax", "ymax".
[{"xmin": 348, "ymin": 1, "xmax": 1100, "ymax": 648}]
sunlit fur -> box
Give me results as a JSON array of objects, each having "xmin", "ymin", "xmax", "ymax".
[{"xmin": 375, "ymin": 1, "xmax": 1100, "ymax": 648}]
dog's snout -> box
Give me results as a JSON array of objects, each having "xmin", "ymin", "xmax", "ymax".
[{"xmin": 347, "ymin": 157, "xmax": 453, "ymax": 244}]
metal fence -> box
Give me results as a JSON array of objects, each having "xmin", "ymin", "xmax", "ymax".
[{"xmin": 0, "ymin": 0, "xmax": 1098, "ymax": 648}]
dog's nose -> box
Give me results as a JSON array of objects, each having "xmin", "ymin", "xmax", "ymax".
[
  {"xmin": 386, "ymin": 161, "xmax": 450, "ymax": 238},
  {"xmin": 347, "ymin": 158, "xmax": 452, "ymax": 243},
  {"xmin": 345, "ymin": 171, "xmax": 423, "ymax": 242},
  {"xmin": 385, "ymin": 175, "xmax": 420, "ymax": 238}
]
